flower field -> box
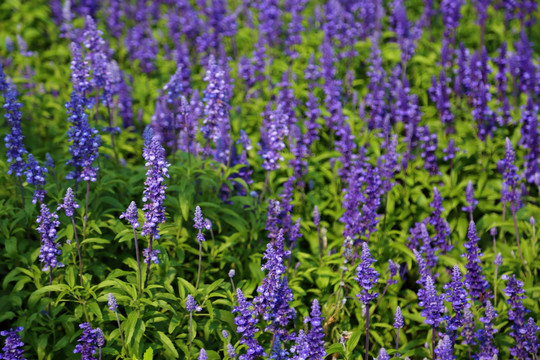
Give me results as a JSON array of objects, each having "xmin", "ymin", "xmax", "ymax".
[{"xmin": 0, "ymin": 0, "xmax": 539, "ymax": 359}]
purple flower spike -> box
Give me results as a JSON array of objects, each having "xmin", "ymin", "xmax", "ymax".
[
  {"xmin": 37, "ymin": 204, "xmax": 63, "ymax": 272},
  {"xmin": 120, "ymin": 201, "xmax": 139, "ymax": 229},
  {"xmin": 193, "ymin": 206, "xmax": 206, "ymax": 243},
  {"xmin": 430, "ymin": 187, "xmax": 451, "ymax": 253},
  {"xmin": 443, "ymin": 265, "xmax": 471, "ymax": 331},
  {"xmin": 73, "ymin": 323, "xmax": 102, "ymax": 359},
  {"xmin": 355, "ymin": 242, "xmax": 380, "ymax": 305},
  {"xmin": 24, "ymin": 154, "xmax": 47, "ymax": 204},
  {"xmin": 259, "ymin": 105, "xmax": 289, "ymax": 172},
  {"xmin": 107, "ymin": 293, "xmax": 117, "ymax": 312},
  {"xmin": 388, "ymin": 259, "xmax": 399, "ymax": 285},
  {"xmin": 463, "ymin": 221, "xmax": 491, "ymax": 304},
  {"xmin": 186, "ymin": 294, "xmax": 202, "ymax": 312},
  {"xmin": 478, "ymin": 300, "xmax": 499, "ymax": 359},
  {"xmin": 1, "ymin": 73, "xmax": 28, "ymax": 178},
  {"xmin": 141, "ymin": 127, "xmax": 170, "ymax": 240},
  {"xmin": 304, "ymin": 299, "xmax": 326, "ymax": 360},
  {"xmin": 502, "ymin": 274, "xmax": 529, "ymax": 359},
  {"xmin": 313, "ymin": 206, "xmax": 320, "ymax": 227},
  {"xmin": 501, "ymin": 137, "xmax": 521, "ymax": 208},
  {"xmin": 394, "ymin": 306, "xmax": 404, "ymax": 329},
  {"xmin": 376, "ymin": 347, "xmax": 389, "ymax": 360},
  {"xmin": 0, "ymin": 327, "xmax": 25, "ymax": 360},
  {"xmin": 142, "ymin": 248, "xmax": 160, "ymax": 265},
  {"xmin": 418, "ymin": 275, "xmax": 444, "ymax": 327},
  {"xmin": 198, "ymin": 348, "xmax": 207, "ymax": 360},
  {"xmin": 58, "ymin": 187, "xmax": 79, "ymax": 218},
  {"xmin": 434, "ymin": 335, "xmax": 454, "ymax": 360},
  {"xmin": 462, "ymin": 180, "xmax": 477, "ymax": 219},
  {"xmin": 233, "ymin": 288, "xmax": 265, "ymax": 360}
]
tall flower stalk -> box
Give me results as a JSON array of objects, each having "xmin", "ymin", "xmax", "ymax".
[
  {"xmin": 193, "ymin": 206, "xmax": 206, "ymax": 289},
  {"xmin": 355, "ymin": 242, "xmax": 379, "ymax": 360},
  {"xmin": 58, "ymin": 187, "xmax": 83, "ymax": 286},
  {"xmin": 107, "ymin": 293, "xmax": 127, "ymax": 356},
  {"xmin": 120, "ymin": 201, "xmax": 142, "ymax": 293},
  {"xmin": 141, "ymin": 128, "xmax": 170, "ymax": 289}
]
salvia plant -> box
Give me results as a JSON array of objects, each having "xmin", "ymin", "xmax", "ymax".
[{"xmin": 0, "ymin": 0, "xmax": 539, "ymax": 359}]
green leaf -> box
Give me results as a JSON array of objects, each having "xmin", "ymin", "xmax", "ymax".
[
  {"xmin": 157, "ymin": 331, "xmax": 179, "ymax": 358},
  {"xmin": 143, "ymin": 347, "xmax": 153, "ymax": 360}
]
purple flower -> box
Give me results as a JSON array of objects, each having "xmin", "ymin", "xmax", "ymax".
[
  {"xmin": 434, "ymin": 335, "xmax": 454, "ymax": 360},
  {"xmin": 429, "ymin": 71, "xmax": 454, "ymax": 131},
  {"xmin": 494, "ymin": 43, "xmax": 511, "ymax": 126},
  {"xmin": 501, "ymin": 137, "xmax": 520, "ymax": 208},
  {"xmin": 198, "ymin": 348, "xmax": 207, "ymax": 360},
  {"xmin": 65, "ymin": 43, "xmax": 101, "ymax": 183},
  {"xmin": 419, "ymin": 126, "xmax": 440, "ymax": 176},
  {"xmin": 512, "ymin": 31, "xmax": 536, "ymax": 95},
  {"xmin": 193, "ymin": 206, "xmax": 206, "ymax": 243},
  {"xmin": 1, "ymin": 75, "xmax": 28, "ymax": 178},
  {"xmin": 388, "ymin": 259, "xmax": 399, "ymax": 285},
  {"xmin": 0, "ymin": 327, "xmax": 25, "ymax": 360},
  {"xmin": 186, "ymin": 294, "xmax": 202, "ymax": 312},
  {"xmin": 494, "ymin": 253, "xmax": 502, "ymax": 267},
  {"xmin": 502, "ymin": 274, "xmax": 529, "ymax": 359},
  {"xmin": 418, "ymin": 275, "xmax": 445, "ymax": 327},
  {"xmin": 124, "ymin": 20, "xmax": 158, "ymax": 73},
  {"xmin": 520, "ymin": 98, "xmax": 540, "ymax": 184},
  {"xmin": 303, "ymin": 299, "xmax": 326, "ymax": 360},
  {"xmin": 120, "ymin": 201, "xmax": 139, "ymax": 229},
  {"xmin": 365, "ymin": 41, "xmax": 387, "ymax": 131},
  {"xmin": 142, "ymin": 248, "xmax": 160, "ymax": 265},
  {"xmin": 443, "ymin": 265, "xmax": 471, "ymax": 331},
  {"xmin": 469, "ymin": 48, "xmax": 495, "ymax": 140},
  {"xmin": 477, "ymin": 300, "xmax": 498, "ymax": 359},
  {"xmin": 419, "ymin": 223, "xmax": 438, "ymax": 270},
  {"xmin": 259, "ymin": 105, "xmax": 289, "ymax": 171},
  {"xmin": 108, "ymin": 293, "xmax": 118, "ymax": 312},
  {"xmin": 265, "ymin": 200, "xmax": 281, "ymax": 240},
  {"xmin": 430, "ymin": 187, "xmax": 452, "ymax": 253},
  {"xmin": 202, "ymin": 56, "xmax": 231, "ymax": 163},
  {"xmin": 462, "ymin": 181, "xmax": 477, "ymax": 218},
  {"xmin": 141, "ymin": 127, "xmax": 170, "ymax": 240},
  {"xmin": 37, "ymin": 204, "xmax": 63, "ymax": 272},
  {"xmin": 414, "ymin": 249, "xmax": 430, "ymax": 287},
  {"xmin": 377, "ymin": 348, "xmax": 390, "ymax": 360},
  {"xmin": 73, "ymin": 323, "xmax": 102, "ymax": 359},
  {"xmin": 82, "ymin": 16, "xmax": 113, "ymax": 105},
  {"xmin": 355, "ymin": 242, "xmax": 380, "ymax": 305},
  {"xmin": 233, "ymin": 288, "xmax": 265, "ymax": 360},
  {"xmin": 379, "ymin": 135, "xmax": 400, "ymax": 192},
  {"xmin": 255, "ymin": 230, "xmax": 296, "ymax": 338},
  {"xmin": 313, "ymin": 206, "xmax": 320, "ymax": 227},
  {"xmin": 226, "ymin": 343, "xmax": 236, "ymax": 358},
  {"xmin": 442, "ymin": 138, "xmax": 459, "ymax": 163},
  {"xmin": 58, "ymin": 188, "xmax": 79, "ymax": 218},
  {"xmin": 24, "ymin": 154, "xmax": 48, "ymax": 204},
  {"xmin": 394, "ymin": 306, "xmax": 404, "ymax": 329},
  {"xmin": 523, "ymin": 317, "xmax": 539, "ymax": 355},
  {"xmin": 461, "ymin": 308, "xmax": 476, "ymax": 346},
  {"xmin": 463, "ymin": 221, "xmax": 490, "ymax": 304}
]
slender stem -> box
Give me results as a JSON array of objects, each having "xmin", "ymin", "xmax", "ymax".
[
  {"xmin": 71, "ymin": 217, "xmax": 84, "ymax": 287},
  {"xmin": 188, "ymin": 312, "xmax": 193, "ymax": 360},
  {"xmin": 510, "ymin": 207, "xmax": 524, "ymax": 262},
  {"xmin": 365, "ymin": 304, "xmax": 370, "ymax": 360},
  {"xmin": 99, "ymin": 347, "xmax": 102, "ymax": 360},
  {"xmin": 83, "ymin": 181, "xmax": 90, "ymax": 240},
  {"xmin": 196, "ymin": 241, "xmax": 202, "ymax": 289},
  {"xmin": 230, "ymin": 277, "xmax": 236, "ymax": 293},
  {"xmin": 143, "ymin": 235, "xmax": 154, "ymax": 290},
  {"xmin": 373, "ymin": 283, "xmax": 390, "ymax": 311},
  {"xmin": 133, "ymin": 228, "xmax": 142, "ymax": 294},
  {"xmin": 17, "ymin": 176, "xmax": 25, "ymax": 208},
  {"xmin": 116, "ymin": 311, "xmax": 128, "ymax": 356},
  {"xmin": 432, "ymin": 326, "xmax": 436, "ymax": 357},
  {"xmin": 258, "ymin": 171, "xmax": 270, "ymax": 204},
  {"xmin": 48, "ymin": 268, "xmax": 53, "ymax": 314},
  {"xmin": 107, "ymin": 104, "xmax": 119, "ymax": 166},
  {"xmin": 396, "ymin": 328, "xmax": 399, "ymax": 350},
  {"xmin": 317, "ymin": 224, "xmax": 322, "ymax": 260},
  {"xmin": 494, "ymin": 265, "xmax": 498, "ymax": 304}
]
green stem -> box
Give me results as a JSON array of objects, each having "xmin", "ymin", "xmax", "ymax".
[
  {"xmin": 116, "ymin": 311, "xmax": 128, "ymax": 356},
  {"xmin": 71, "ymin": 217, "xmax": 84, "ymax": 287},
  {"xmin": 133, "ymin": 228, "xmax": 142, "ymax": 295},
  {"xmin": 83, "ymin": 181, "xmax": 90, "ymax": 240},
  {"xmin": 143, "ymin": 235, "xmax": 154, "ymax": 290},
  {"xmin": 196, "ymin": 241, "xmax": 202, "ymax": 289}
]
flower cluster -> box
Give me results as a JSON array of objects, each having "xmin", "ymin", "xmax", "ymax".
[
  {"xmin": 0, "ymin": 327, "xmax": 25, "ymax": 360},
  {"xmin": 36, "ymin": 204, "xmax": 62, "ymax": 272}
]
